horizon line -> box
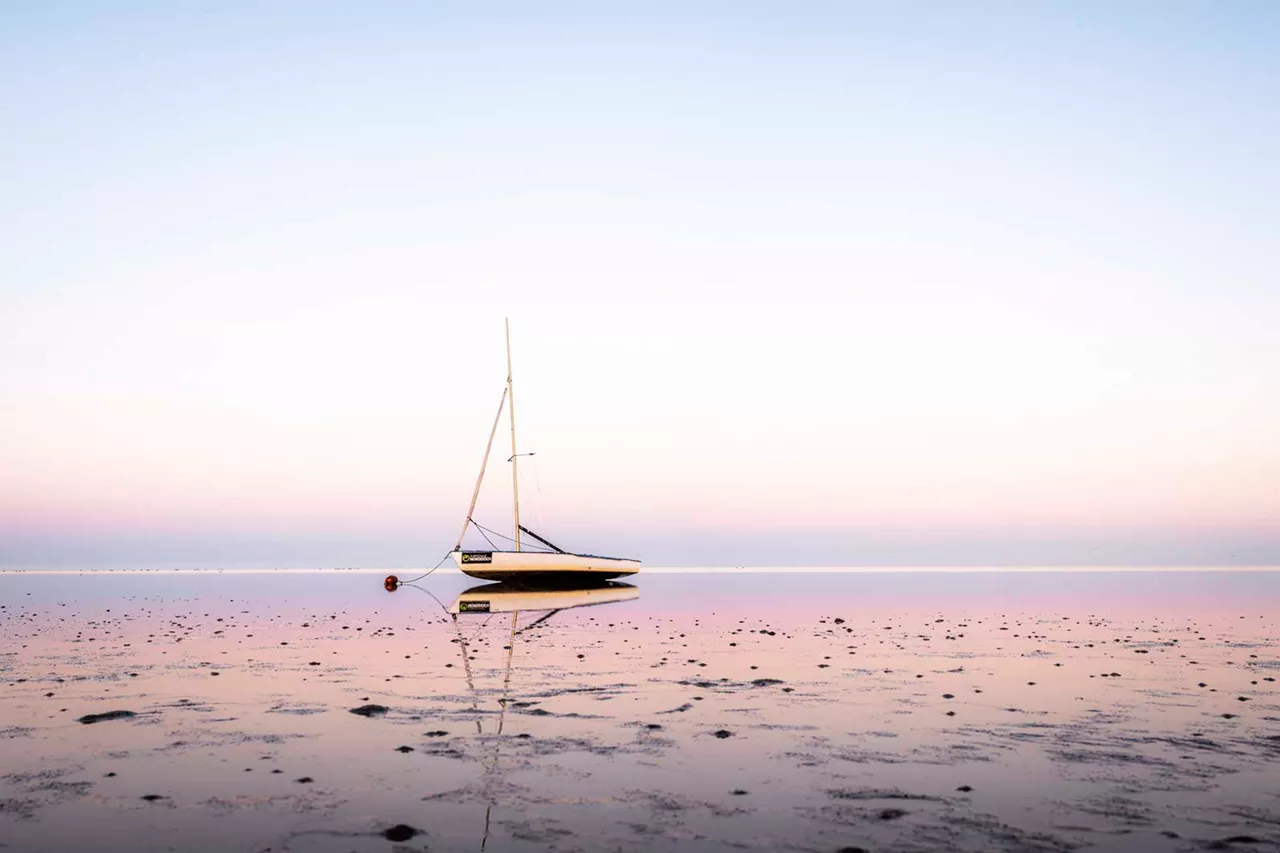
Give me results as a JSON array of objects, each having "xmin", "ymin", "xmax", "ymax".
[{"xmin": 3, "ymin": 565, "xmax": 1280, "ymax": 576}]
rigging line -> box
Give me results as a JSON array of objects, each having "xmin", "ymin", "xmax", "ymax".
[
  {"xmin": 475, "ymin": 525, "xmax": 498, "ymax": 550},
  {"xmin": 466, "ymin": 613, "xmax": 496, "ymax": 643},
  {"xmin": 517, "ymin": 525, "xmax": 567, "ymax": 554},
  {"xmin": 515, "ymin": 609, "xmax": 561, "ymax": 635},
  {"xmin": 471, "ymin": 520, "xmax": 517, "ymax": 544},
  {"xmin": 396, "ymin": 580, "xmax": 518, "ymax": 650},
  {"xmin": 525, "ymin": 445, "xmax": 542, "ymax": 534},
  {"xmin": 532, "ymin": 452, "xmax": 550, "ymax": 545},
  {"xmin": 469, "ymin": 520, "xmax": 555, "ymax": 553}
]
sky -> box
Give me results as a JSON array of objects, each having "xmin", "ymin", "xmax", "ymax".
[{"xmin": 1, "ymin": 1, "xmax": 1278, "ymax": 569}]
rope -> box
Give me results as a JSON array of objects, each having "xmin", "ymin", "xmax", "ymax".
[
  {"xmin": 390, "ymin": 511, "xmax": 554, "ymax": 589},
  {"xmin": 394, "ymin": 551, "xmax": 452, "ymax": 585},
  {"xmin": 396, "ymin": 579, "xmax": 453, "ymax": 617}
]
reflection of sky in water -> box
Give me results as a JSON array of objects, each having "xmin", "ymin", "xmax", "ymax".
[
  {"xmin": 9, "ymin": 568, "xmax": 1280, "ymax": 613},
  {"xmin": 1, "ymin": 570, "xmax": 1277, "ymax": 852}
]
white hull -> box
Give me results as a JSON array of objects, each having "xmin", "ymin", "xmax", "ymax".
[{"xmin": 451, "ymin": 550, "xmax": 640, "ymax": 581}]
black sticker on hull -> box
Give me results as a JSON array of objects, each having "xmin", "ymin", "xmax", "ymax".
[
  {"xmin": 459, "ymin": 601, "xmax": 490, "ymax": 613},
  {"xmin": 460, "ymin": 552, "xmax": 493, "ymax": 564}
]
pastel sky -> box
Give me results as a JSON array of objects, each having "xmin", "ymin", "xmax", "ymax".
[{"xmin": 2, "ymin": 1, "xmax": 1278, "ymax": 569}]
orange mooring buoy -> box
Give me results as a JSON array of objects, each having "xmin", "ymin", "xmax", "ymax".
[{"xmin": 384, "ymin": 575, "xmax": 400, "ymax": 591}]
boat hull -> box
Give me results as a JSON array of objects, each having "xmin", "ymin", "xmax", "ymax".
[{"xmin": 451, "ymin": 550, "xmax": 640, "ymax": 581}]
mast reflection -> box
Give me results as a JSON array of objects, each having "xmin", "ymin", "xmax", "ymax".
[{"xmin": 446, "ymin": 580, "xmax": 638, "ymax": 849}]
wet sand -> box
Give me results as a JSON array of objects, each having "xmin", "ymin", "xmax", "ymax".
[{"xmin": 1, "ymin": 569, "xmax": 1278, "ymax": 852}]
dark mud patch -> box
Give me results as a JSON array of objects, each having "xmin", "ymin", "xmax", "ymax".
[
  {"xmin": 1144, "ymin": 735, "xmax": 1241, "ymax": 755},
  {"xmin": 679, "ymin": 677, "xmax": 790, "ymax": 693},
  {"xmin": 199, "ymin": 794, "xmax": 298, "ymax": 815},
  {"xmin": 156, "ymin": 699, "xmax": 216, "ymax": 713},
  {"xmin": 1205, "ymin": 838, "xmax": 1265, "ymax": 850},
  {"xmin": 4, "ymin": 769, "xmax": 84, "ymax": 787},
  {"xmin": 29, "ymin": 780, "xmax": 93, "ymax": 798},
  {"xmin": 1049, "ymin": 747, "xmax": 1172, "ymax": 767},
  {"xmin": 527, "ymin": 684, "xmax": 634, "ymax": 698},
  {"xmin": 1, "ymin": 766, "xmax": 94, "ymax": 819},
  {"xmin": 421, "ymin": 779, "xmax": 530, "ymax": 805},
  {"xmin": 627, "ymin": 789, "xmax": 749, "ymax": 819},
  {"xmin": 1245, "ymin": 736, "xmax": 1280, "ymax": 758},
  {"xmin": 0, "ymin": 796, "xmax": 43, "ymax": 819},
  {"xmin": 624, "ymin": 721, "xmax": 664, "ymax": 731},
  {"xmin": 511, "ymin": 706, "xmax": 607, "ymax": 720},
  {"xmin": 148, "ymin": 730, "xmax": 308, "ymax": 755},
  {"xmin": 830, "ymin": 746, "xmax": 958, "ymax": 766},
  {"xmin": 1071, "ymin": 795, "xmax": 1156, "ymax": 825},
  {"xmin": 267, "ymin": 703, "xmax": 328, "ymax": 716},
  {"xmin": 349, "ymin": 704, "xmax": 389, "ymax": 717},
  {"xmin": 526, "ymin": 736, "xmax": 625, "ymax": 758},
  {"xmin": 805, "ymin": 802, "xmax": 911, "ymax": 827},
  {"xmin": 507, "ymin": 819, "xmax": 576, "ymax": 843},
  {"xmin": 420, "ymin": 742, "xmax": 470, "ymax": 761},
  {"xmin": 928, "ymin": 812, "xmax": 1082, "ymax": 852},
  {"xmin": 828, "ymin": 788, "xmax": 944, "ymax": 802},
  {"xmin": 1226, "ymin": 806, "xmax": 1280, "ymax": 827},
  {"xmin": 77, "ymin": 710, "xmax": 137, "ymax": 724}
]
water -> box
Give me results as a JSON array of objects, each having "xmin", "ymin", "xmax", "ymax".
[{"xmin": 1, "ymin": 569, "xmax": 1278, "ymax": 852}]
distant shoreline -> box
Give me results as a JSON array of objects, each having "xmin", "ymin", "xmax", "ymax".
[{"xmin": 2, "ymin": 565, "xmax": 1279, "ymax": 575}]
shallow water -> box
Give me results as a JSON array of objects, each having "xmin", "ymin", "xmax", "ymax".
[{"xmin": 1, "ymin": 570, "xmax": 1278, "ymax": 852}]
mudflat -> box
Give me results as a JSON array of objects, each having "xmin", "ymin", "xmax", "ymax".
[{"xmin": 1, "ymin": 569, "xmax": 1277, "ymax": 852}]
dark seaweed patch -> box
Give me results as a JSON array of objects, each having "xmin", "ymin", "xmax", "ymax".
[
  {"xmin": 77, "ymin": 710, "xmax": 137, "ymax": 724},
  {"xmin": 382, "ymin": 824, "xmax": 420, "ymax": 842}
]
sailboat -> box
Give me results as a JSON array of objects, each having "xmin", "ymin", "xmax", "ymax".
[{"xmin": 448, "ymin": 320, "xmax": 641, "ymax": 582}]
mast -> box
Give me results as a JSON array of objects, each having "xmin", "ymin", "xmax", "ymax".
[{"xmin": 506, "ymin": 318, "xmax": 521, "ymax": 551}]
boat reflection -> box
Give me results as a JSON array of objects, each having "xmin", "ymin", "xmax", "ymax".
[
  {"xmin": 445, "ymin": 580, "xmax": 638, "ymax": 850},
  {"xmin": 449, "ymin": 580, "xmax": 639, "ymax": 616}
]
